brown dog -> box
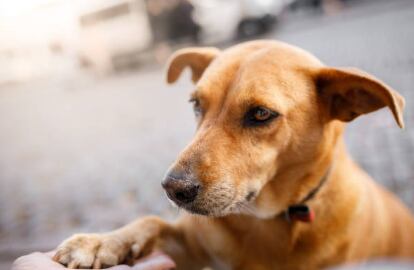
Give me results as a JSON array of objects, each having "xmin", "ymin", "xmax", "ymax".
[{"xmin": 53, "ymin": 40, "xmax": 414, "ymax": 269}]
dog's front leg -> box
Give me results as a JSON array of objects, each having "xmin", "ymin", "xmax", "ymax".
[{"xmin": 53, "ymin": 215, "xmax": 203, "ymax": 269}]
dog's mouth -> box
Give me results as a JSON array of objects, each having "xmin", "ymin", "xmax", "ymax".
[
  {"xmin": 169, "ymin": 190, "xmax": 258, "ymax": 217},
  {"xmin": 179, "ymin": 203, "xmax": 212, "ymax": 216},
  {"xmin": 168, "ymin": 198, "xmax": 228, "ymax": 216}
]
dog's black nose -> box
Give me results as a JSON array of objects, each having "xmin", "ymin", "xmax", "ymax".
[{"xmin": 162, "ymin": 172, "xmax": 200, "ymax": 204}]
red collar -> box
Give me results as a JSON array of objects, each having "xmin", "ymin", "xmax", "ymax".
[
  {"xmin": 285, "ymin": 204, "xmax": 315, "ymax": 223},
  {"xmin": 282, "ymin": 166, "xmax": 332, "ymax": 223}
]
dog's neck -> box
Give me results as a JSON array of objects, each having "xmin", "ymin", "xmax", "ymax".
[
  {"xmin": 281, "ymin": 164, "xmax": 332, "ymax": 223},
  {"xmin": 210, "ymin": 137, "xmax": 363, "ymax": 254},
  {"xmin": 252, "ymin": 134, "xmax": 358, "ymax": 221}
]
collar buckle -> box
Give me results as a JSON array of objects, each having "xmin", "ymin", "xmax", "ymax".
[{"xmin": 285, "ymin": 205, "xmax": 315, "ymax": 223}]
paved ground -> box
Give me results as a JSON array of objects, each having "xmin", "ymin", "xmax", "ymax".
[{"xmin": 1, "ymin": 0, "xmax": 414, "ymax": 267}]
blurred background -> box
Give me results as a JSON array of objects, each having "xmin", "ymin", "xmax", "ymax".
[{"xmin": 0, "ymin": 0, "xmax": 413, "ymax": 268}]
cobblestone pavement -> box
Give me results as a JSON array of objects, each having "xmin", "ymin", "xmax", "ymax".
[{"xmin": 1, "ymin": 0, "xmax": 413, "ymax": 266}]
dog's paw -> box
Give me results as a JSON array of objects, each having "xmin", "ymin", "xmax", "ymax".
[{"xmin": 53, "ymin": 233, "xmax": 129, "ymax": 269}]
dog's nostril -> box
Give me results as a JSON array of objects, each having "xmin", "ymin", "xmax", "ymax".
[
  {"xmin": 173, "ymin": 183, "xmax": 199, "ymax": 204},
  {"xmin": 175, "ymin": 191, "xmax": 186, "ymax": 201},
  {"xmin": 162, "ymin": 174, "xmax": 200, "ymax": 204}
]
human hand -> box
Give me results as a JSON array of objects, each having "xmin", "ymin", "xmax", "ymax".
[{"xmin": 12, "ymin": 250, "xmax": 175, "ymax": 270}]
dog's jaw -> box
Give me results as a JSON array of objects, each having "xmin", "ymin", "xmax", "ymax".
[{"xmin": 164, "ymin": 178, "xmax": 279, "ymax": 218}]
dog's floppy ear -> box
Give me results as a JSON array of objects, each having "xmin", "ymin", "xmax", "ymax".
[
  {"xmin": 166, "ymin": 47, "xmax": 220, "ymax": 84},
  {"xmin": 315, "ymin": 67, "xmax": 405, "ymax": 128}
]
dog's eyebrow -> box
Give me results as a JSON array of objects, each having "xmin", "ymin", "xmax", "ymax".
[{"xmin": 244, "ymin": 99, "xmax": 280, "ymax": 113}]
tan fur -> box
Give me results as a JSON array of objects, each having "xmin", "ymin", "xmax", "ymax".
[{"xmin": 54, "ymin": 40, "xmax": 414, "ymax": 269}]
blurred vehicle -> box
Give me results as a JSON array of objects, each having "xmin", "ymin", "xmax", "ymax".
[
  {"xmin": 289, "ymin": 0, "xmax": 323, "ymax": 11},
  {"xmin": 288, "ymin": 0, "xmax": 348, "ymax": 14},
  {"xmin": 193, "ymin": 0, "xmax": 294, "ymax": 43},
  {"xmin": 146, "ymin": 0, "xmax": 200, "ymax": 44},
  {"xmin": 77, "ymin": 0, "xmax": 153, "ymax": 73}
]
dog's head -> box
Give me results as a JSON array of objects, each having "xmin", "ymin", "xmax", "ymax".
[{"xmin": 162, "ymin": 40, "xmax": 404, "ymax": 217}]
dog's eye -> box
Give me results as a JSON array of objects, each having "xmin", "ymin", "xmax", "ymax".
[
  {"xmin": 189, "ymin": 98, "xmax": 202, "ymax": 118},
  {"xmin": 244, "ymin": 106, "xmax": 279, "ymax": 126},
  {"xmin": 254, "ymin": 107, "xmax": 272, "ymax": 121}
]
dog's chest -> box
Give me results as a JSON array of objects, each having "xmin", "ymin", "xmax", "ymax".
[{"xmin": 199, "ymin": 218, "xmax": 334, "ymax": 270}]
